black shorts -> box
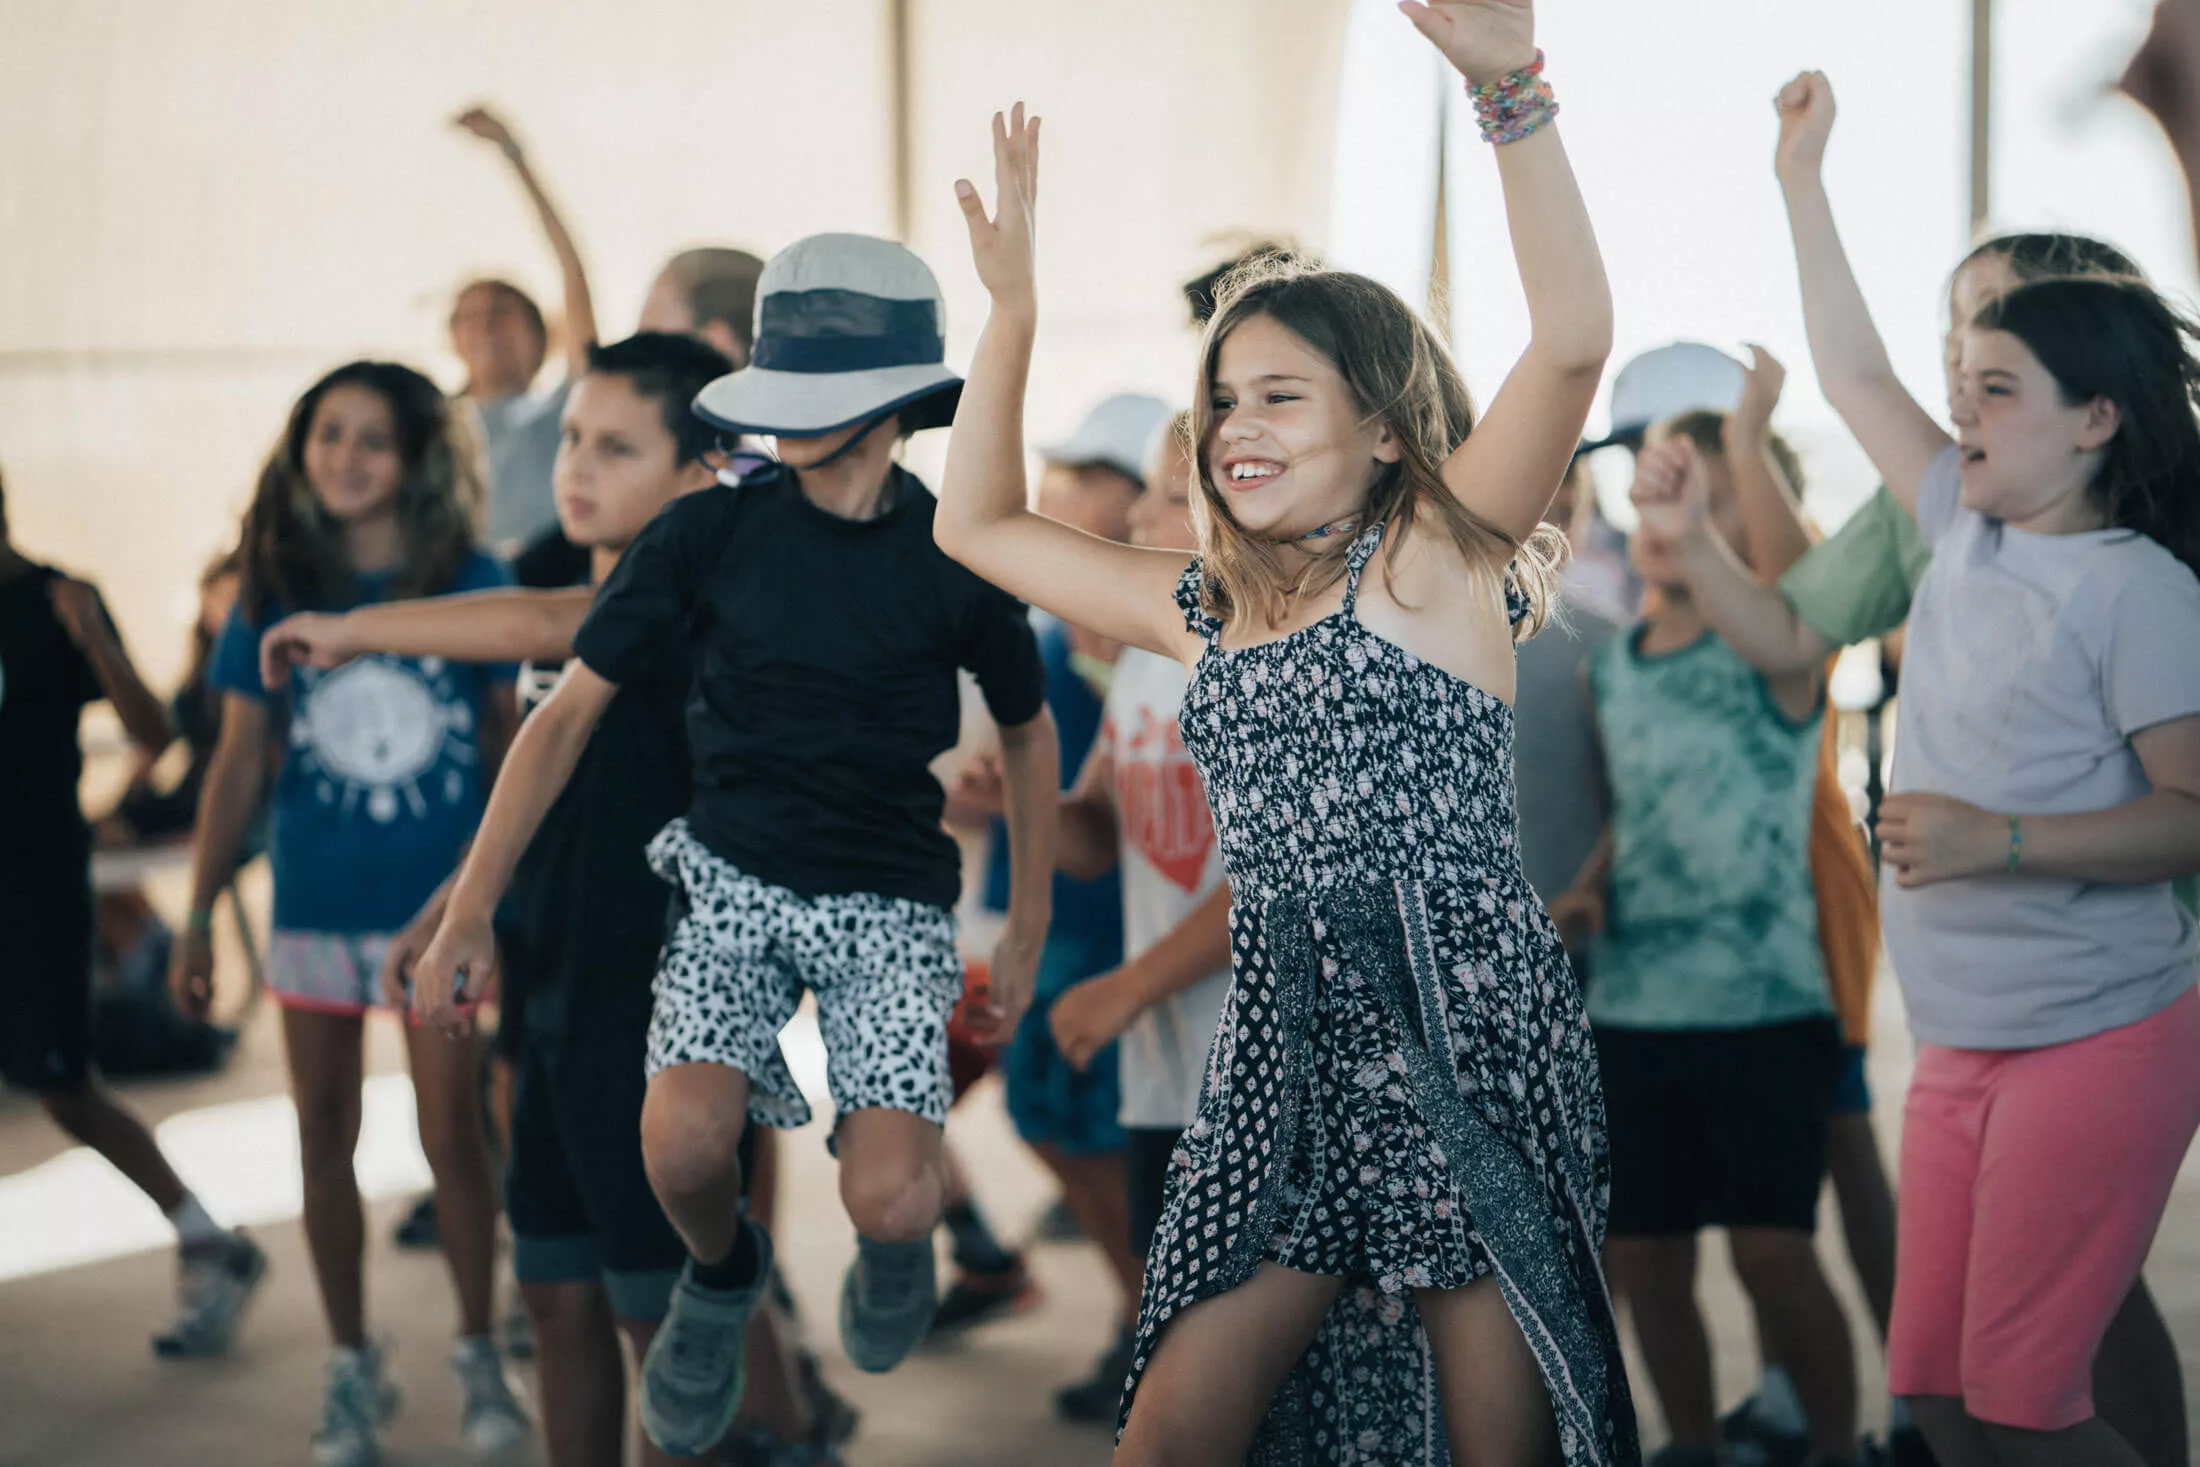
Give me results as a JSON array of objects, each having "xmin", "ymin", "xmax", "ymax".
[
  {"xmin": 506, "ymin": 1026, "xmax": 691, "ymax": 1320},
  {"xmin": 1125, "ymin": 1125, "xmax": 1183, "ymax": 1259},
  {"xmin": 0, "ymin": 872, "xmax": 95, "ymax": 1094},
  {"xmin": 1595, "ymin": 1018, "xmax": 1838, "ymax": 1236}
]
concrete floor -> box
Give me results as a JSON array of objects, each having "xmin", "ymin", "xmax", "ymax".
[{"xmin": 2, "ymin": 893, "xmax": 2195, "ymax": 1466}]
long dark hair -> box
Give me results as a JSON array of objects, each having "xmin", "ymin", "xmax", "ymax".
[
  {"xmin": 1190, "ymin": 258, "xmax": 1561, "ymax": 638},
  {"xmin": 239, "ymin": 361, "xmax": 483, "ymax": 619},
  {"xmin": 1975, "ymin": 276, "xmax": 2200, "ymax": 576}
]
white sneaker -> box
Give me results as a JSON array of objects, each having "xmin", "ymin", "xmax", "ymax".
[
  {"xmin": 152, "ymin": 1230, "xmax": 269, "ymax": 1358},
  {"xmin": 451, "ymin": 1335, "xmax": 530, "ymax": 1456},
  {"xmin": 311, "ymin": 1344, "xmax": 399, "ymax": 1467}
]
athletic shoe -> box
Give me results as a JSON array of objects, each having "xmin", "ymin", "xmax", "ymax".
[
  {"xmin": 640, "ymin": 1226, "xmax": 774, "ymax": 1456},
  {"xmin": 1054, "ymin": 1324, "xmax": 1136, "ymax": 1423},
  {"xmin": 926, "ymin": 1259, "xmax": 1042, "ymax": 1338},
  {"xmin": 1721, "ymin": 1394, "xmax": 1810, "ymax": 1467},
  {"xmin": 451, "ymin": 1335, "xmax": 530, "ymax": 1455},
  {"xmin": 151, "ymin": 1230, "xmax": 268, "ymax": 1358},
  {"xmin": 312, "ymin": 1344, "xmax": 399, "ymax": 1467},
  {"xmin": 392, "ymin": 1193, "xmax": 439, "ymax": 1251},
  {"xmin": 838, "ymin": 1237, "xmax": 937, "ymax": 1373}
]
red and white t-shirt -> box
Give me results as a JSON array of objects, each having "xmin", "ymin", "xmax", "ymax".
[{"xmin": 1099, "ymin": 648, "xmax": 1233, "ymax": 1130}]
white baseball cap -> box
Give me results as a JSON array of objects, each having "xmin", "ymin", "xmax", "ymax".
[
  {"xmin": 1580, "ymin": 342, "xmax": 1746, "ymax": 452},
  {"xmin": 1039, "ymin": 394, "xmax": 1175, "ymax": 487}
]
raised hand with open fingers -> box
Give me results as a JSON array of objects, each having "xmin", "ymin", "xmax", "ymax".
[
  {"xmin": 1398, "ymin": 0, "xmax": 1537, "ymax": 87},
  {"xmin": 1774, "ymin": 71, "xmax": 1837, "ymax": 182},
  {"xmin": 954, "ymin": 103, "xmax": 1041, "ymax": 310}
]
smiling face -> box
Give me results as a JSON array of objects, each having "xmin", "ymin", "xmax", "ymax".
[
  {"xmin": 554, "ymin": 373, "xmax": 717, "ymax": 551},
  {"xmin": 302, "ymin": 384, "xmax": 407, "ymax": 524},
  {"xmin": 1201, "ymin": 313, "xmax": 1397, "ymax": 539},
  {"xmin": 1950, "ymin": 327, "xmax": 2117, "ymax": 526}
]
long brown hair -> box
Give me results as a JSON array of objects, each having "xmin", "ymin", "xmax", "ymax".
[
  {"xmin": 239, "ymin": 361, "xmax": 483, "ymax": 619},
  {"xmin": 1189, "ymin": 258, "xmax": 1561, "ymax": 640}
]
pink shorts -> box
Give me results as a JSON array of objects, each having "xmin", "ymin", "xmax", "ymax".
[
  {"xmin": 1889, "ymin": 985, "xmax": 2200, "ymax": 1430},
  {"xmin": 269, "ymin": 929, "xmax": 484, "ymax": 1024}
]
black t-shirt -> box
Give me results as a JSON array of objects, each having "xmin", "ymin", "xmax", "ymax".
[
  {"xmin": 0, "ymin": 561, "xmax": 104, "ymax": 881},
  {"xmin": 574, "ymin": 463, "xmax": 1045, "ymax": 909},
  {"xmin": 503, "ymin": 595, "xmax": 693, "ymax": 1042}
]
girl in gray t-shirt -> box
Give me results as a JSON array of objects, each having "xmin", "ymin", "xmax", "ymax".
[{"xmin": 1775, "ymin": 68, "xmax": 2200, "ymax": 1467}]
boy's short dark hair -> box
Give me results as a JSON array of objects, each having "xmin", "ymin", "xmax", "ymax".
[{"xmin": 585, "ymin": 333, "xmax": 736, "ymax": 465}]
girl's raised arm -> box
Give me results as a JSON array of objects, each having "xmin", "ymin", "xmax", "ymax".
[
  {"xmin": 1774, "ymin": 72, "xmax": 1951, "ymax": 514},
  {"xmin": 1404, "ymin": 0, "xmax": 1613, "ymax": 546},
  {"xmin": 936, "ymin": 105, "xmax": 1204, "ymax": 664}
]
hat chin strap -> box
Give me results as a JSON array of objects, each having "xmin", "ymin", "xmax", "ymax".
[{"xmin": 777, "ymin": 411, "xmax": 896, "ymax": 472}]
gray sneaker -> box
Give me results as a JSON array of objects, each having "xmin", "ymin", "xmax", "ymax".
[
  {"xmin": 152, "ymin": 1231, "xmax": 268, "ymax": 1359},
  {"xmin": 312, "ymin": 1344, "xmax": 400, "ymax": 1467},
  {"xmin": 640, "ymin": 1226, "xmax": 774, "ymax": 1457},
  {"xmin": 450, "ymin": 1335, "xmax": 530, "ymax": 1455},
  {"xmin": 838, "ymin": 1237, "xmax": 937, "ymax": 1374}
]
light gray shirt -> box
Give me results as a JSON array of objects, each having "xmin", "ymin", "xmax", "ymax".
[
  {"xmin": 1885, "ymin": 447, "xmax": 2200, "ymax": 1049},
  {"xmin": 1513, "ymin": 594, "xmax": 1616, "ymax": 911},
  {"xmin": 472, "ymin": 377, "xmax": 571, "ymax": 550}
]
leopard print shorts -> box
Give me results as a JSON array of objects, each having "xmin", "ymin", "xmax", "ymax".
[{"xmin": 644, "ymin": 820, "xmax": 963, "ymax": 1134}]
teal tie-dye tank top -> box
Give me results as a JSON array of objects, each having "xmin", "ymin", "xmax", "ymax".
[{"xmin": 1585, "ymin": 626, "xmax": 1832, "ymax": 1030}]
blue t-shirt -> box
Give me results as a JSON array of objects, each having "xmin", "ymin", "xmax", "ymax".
[
  {"xmin": 210, "ymin": 553, "xmax": 516, "ymax": 934},
  {"xmin": 983, "ymin": 614, "xmax": 1123, "ymax": 980}
]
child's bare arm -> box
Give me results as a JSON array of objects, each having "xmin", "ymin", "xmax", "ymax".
[
  {"xmin": 1406, "ymin": 2, "xmax": 1614, "ymax": 545},
  {"xmin": 1057, "ymin": 738, "xmax": 1123, "ymax": 882},
  {"xmin": 977, "ymin": 706, "xmax": 1059, "ymax": 1046},
  {"xmin": 170, "ymin": 695, "xmax": 272, "ymax": 1019},
  {"xmin": 409, "ymin": 662, "xmax": 617, "ymax": 1031},
  {"xmin": 50, "ymin": 578, "xmax": 175, "ymax": 754},
  {"xmin": 457, "ymin": 106, "xmax": 597, "ymax": 379},
  {"xmin": 1724, "ymin": 347, "xmax": 1814, "ymax": 583},
  {"xmin": 1774, "ymin": 73, "xmax": 1950, "ymax": 514},
  {"xmin": 262, "ymin": 587, "xmax": 595, "ymax": 688}
]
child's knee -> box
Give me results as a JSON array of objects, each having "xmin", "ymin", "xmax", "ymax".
[
  {"xmin": 641, "ymin": 1092, "xmax": 746, "ymax": 1201},
  {"xmin": 840, "ymin": 1156, "xmax": 943, "ymax": 1241}
]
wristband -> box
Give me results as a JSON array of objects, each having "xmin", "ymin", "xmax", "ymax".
[
  {"xmin": 185, "ymin": 907, "xmax": 215, "ymax": 936},
  {"xmin": 2007, "ymin": 815, "xmax": 2022, "ymax": 874},
  {"xmin": 1469, "ymin": 51, "xmax": 1559, "ymax": 146}
]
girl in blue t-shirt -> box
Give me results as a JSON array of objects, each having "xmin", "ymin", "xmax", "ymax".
[{"xmin": 172, "ymin": 361, "xmax": 528, "ymax": 1467}]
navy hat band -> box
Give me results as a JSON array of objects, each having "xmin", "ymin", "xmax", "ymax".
[{"xmin": 749, "ymin": 287, "xmax": 943, "ymax": 374}]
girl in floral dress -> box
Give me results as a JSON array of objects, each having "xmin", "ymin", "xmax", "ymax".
[{"xmin": 932, "ymin": 4, "xmax": 1637, "ymax": 1463}]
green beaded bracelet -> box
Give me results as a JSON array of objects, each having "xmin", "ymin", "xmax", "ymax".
[{"xmin": 2007, "ymin": 815, "xmax": 2022, "ymax": 874}]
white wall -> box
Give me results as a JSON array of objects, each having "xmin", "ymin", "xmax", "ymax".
[{"xmin": 1, "ymin": 0, "xmax": 1348, "ymax": 682}]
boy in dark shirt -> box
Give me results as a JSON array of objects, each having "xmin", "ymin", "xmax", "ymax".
[
  {"xmin": 0, "ymin": 472, "xmax": 265, "ymax": 1356},
  {"xmin": 393, "ymin": 235, "xmax": 1056, "ymax": 1457}
]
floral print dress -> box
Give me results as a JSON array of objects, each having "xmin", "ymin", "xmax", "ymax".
[{"xmin": 1120, "ymin": 523, "xmax": 1639, "ymax": 1467}]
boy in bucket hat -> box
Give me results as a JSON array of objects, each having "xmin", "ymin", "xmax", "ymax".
[{"xmin": 400, "ymin": 234, "xmax": 1058, "ymax": 1456}]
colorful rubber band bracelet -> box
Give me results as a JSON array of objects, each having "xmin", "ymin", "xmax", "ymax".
[
  {"xmin": 2007, "ymin": 815, "xmax": 2022, "ymax": 874},
  {"xmin": 185, "ymin": 907, "xmax": 215, "ymax": 935}
]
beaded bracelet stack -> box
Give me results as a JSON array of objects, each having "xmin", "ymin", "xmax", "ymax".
[{"xmin": 1469, "ymin": 51, "xmax": 1558, "ymax": 145}]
